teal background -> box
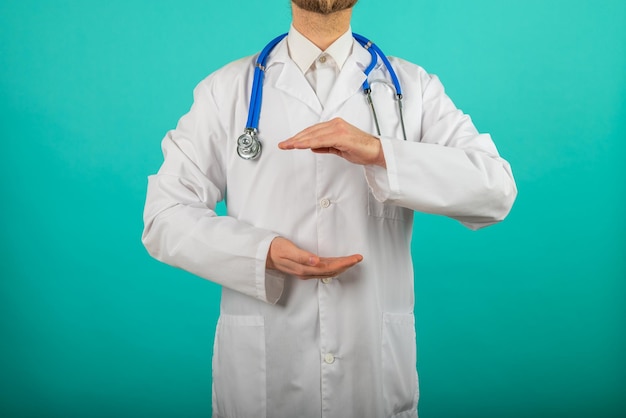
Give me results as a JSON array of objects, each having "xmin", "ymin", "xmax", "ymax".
[{"xmin": 1, "ymin": 0, "xmax": 624, "ymax": 417}]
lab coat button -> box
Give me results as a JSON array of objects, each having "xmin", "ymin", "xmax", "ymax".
[
  {"xmin": 320, "ymin": 198, "xmax": 331, "ymax": 208},
  {"xmin": 324, "ymin": 353, "xmax": 335, "ymax": 364},
  {"xmin": 321, "ymin": 277, "xmax": 333, "ymax": 284},
  {"xmin": 319, "ymin": 55, "xmax": 327, "ymax": 64}
]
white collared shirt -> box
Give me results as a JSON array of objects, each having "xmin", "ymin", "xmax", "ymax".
[{"xmin": 287, "ymin": 25, "xmax": 353, "ymax": 107}]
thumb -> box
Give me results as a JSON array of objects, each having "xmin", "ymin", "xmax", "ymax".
[
  {"xmin": 282, "ymin": 240, "xmax": 319, "ymax": 266},
  {"xmin": 292, "ymin": 248, "xmax": 320, "ymax": 267}
]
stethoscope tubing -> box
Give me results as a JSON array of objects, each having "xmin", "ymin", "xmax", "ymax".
[
  {"xmin": 245, "ymin": 32, "xmax": 402, "ymax": 133},
  {"xmin": 247, "ymin": 33, "xmax": 288, "ymax": 130},
  {"xmin": 352, "ymin": 33, "xmax": 402, "ymax": 98}
]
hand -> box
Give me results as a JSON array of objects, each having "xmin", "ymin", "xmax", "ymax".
[
  {"xmin": 278, "ymin": 118, "xmax": 386, "ymax": 168},
  {"xmin": 266, "ymin": 237, "xmax": 363, "ymax": 280}
]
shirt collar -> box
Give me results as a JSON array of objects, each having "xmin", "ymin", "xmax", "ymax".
[{"xmin": 287, "ymin": 24, "xmax": 353, "ymax": 74}]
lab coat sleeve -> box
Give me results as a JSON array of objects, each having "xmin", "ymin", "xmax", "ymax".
[
  {"xmin": 364, "ymin": 70, "xmax": 517, "ymax": 230},
  {"xmin": 142, "ymin": 78, "xmax": 285, "ymax": 304}
]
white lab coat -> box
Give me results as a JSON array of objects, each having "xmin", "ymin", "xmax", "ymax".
[{"xmin": 142, "ymin": 37, "xmax": 516, "ymax": 418}]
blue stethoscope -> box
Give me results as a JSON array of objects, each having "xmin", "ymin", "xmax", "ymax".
[{"xmin": 237, "ymin": 33, "xmax": 407, "ymax": 160}]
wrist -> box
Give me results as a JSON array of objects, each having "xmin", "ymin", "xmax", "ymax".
[
  {"xmin": 373, "ymin": 137, "xmax": 386, "ymax": 168},
  {"xmin": 266, "ymin": 236, "xmax": 281, "ymax": 270}
]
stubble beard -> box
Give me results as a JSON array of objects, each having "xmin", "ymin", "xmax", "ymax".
[{"xmin": 291, "ymin": 0, "xmax": 358, "ymax": 15}]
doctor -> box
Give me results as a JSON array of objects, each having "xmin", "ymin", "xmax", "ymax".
[{"xmin": 142, "ymin": 0, "xmax": 517, "ymax": 417}]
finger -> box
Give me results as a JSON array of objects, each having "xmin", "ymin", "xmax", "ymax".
[
  {"xmin": 310, "ymin": 147, "xmax": 334, "ymax": 154},
  {"xmin": 292, "ymin": 254, "xmax": 364, "ymax": 279},
  {"xmin": 317, "ymin": 254, "xmax": 364, "ymax": 272},
  {"xmin": 272, "ymin": 256, "xmax": 336, "ymax": 278},
  {"xmin": 280, "ymin": 241, "xmax": 320, "ymax": 267},
  {"xmin": 267, "ymin": 238, "xmax": 364, "ymax": 278},
  {"xmin": 280, "ymin": 118, "xmax": 363, "ymax": 150},
  {"xmin": 283, "ymin": 132, "xmax": 344, "ymax": 152},
  {"xmin": 274, "ymin": 254, "xmax": 362, "ymax": 279},
  {"xmin": 274, "ymin": 257, "xmax": 329, "ymax": 278},
  {"xmin": 279, "ymin": 121, "xmax": 339, "ymax": 149},
  {"xmin": 268, "ymin": 237, "xmax": 319, "ymax": 271},
  {"xmin": 291, "ymin": 120, "xmax": 337, "ymax": 139}
]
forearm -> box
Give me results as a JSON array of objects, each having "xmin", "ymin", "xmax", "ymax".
[{"xmin": 142, "ymin": 173, "xmax": 285, "ymax": 303}]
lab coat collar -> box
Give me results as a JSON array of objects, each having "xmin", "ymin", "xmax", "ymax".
[{"xmin": 266, "ymin": 35, "xmax": 374, "ymax": 116}]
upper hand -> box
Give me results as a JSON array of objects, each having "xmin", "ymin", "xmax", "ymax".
[
  {"xmin": 278, "ymin": 118, "xmax": 386, "ymax": 168},
  {"xmin": 266, "ymin": 237, "xmax": 363, "ymax": 280}
]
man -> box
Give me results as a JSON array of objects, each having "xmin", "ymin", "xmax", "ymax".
[{"xmin": 142, "ymin": 0, "xmax": 517, "ymax": 417}]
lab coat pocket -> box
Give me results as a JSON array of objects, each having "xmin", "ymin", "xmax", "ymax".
[
  {"xmin": 213, "ymin": 315, "xmax": 266, "ymax": 418},
  {"xmin": 382, "ymin": 312, "xmax": 419, "ymax": 417},
  {"xmin": 368, "ymin": 191, "xmax": 411, "ymax": 222}
]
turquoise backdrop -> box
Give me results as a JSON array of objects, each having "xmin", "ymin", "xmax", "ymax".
[{"xmin": 1, "ymin": 0, "xmax": 624, "ymax": 417}]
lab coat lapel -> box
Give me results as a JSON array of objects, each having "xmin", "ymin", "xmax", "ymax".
[
  {"xmin": 269, "ymin": 41, "xmax": 323, "ymax": 115},
  {"xmin": 265, "ymin": 39, "xmax": 377, "ymax": 118},
  {"xmin": 321, "ymin": 40, "xmax": 370, "ymax": 118}
]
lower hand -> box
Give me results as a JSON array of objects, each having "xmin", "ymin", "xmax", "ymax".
[
  {"xmin": 278, "ymin": 118, "xmax": 386, "ymax": 168},
  {"xmin": 266, "ymin": 237, "xmax": 363, "ymax": 280}
]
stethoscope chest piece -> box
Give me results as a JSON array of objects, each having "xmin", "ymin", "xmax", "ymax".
[{"xmin": 237, "ymin": 129, "xmax": 262, "ymax": 160}]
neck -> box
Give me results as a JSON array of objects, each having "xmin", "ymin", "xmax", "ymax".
[{"xmin": 291, "ymin": 3, "xmax": 352, "ymax": 50}]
